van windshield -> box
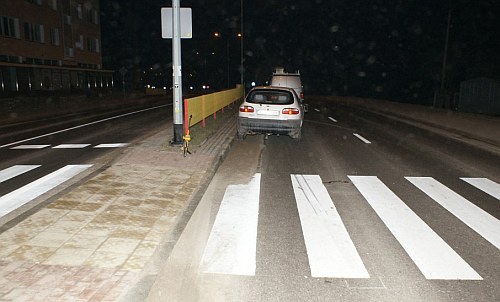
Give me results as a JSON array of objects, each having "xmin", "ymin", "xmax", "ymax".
[{"xmin": 246, "ymin": 90, "xmax": 294, "ymax": 105}]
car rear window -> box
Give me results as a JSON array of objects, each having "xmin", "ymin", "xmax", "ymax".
[{"xmin": 246, "ymin": 90, "xmax": 294, "ymax": 105}]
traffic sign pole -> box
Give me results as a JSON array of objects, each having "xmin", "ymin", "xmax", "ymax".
[{"xmin": 172, "ymin": 0, "xmax": 183, "ymax": 144}]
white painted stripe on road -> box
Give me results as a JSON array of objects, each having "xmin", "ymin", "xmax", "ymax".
[
  {"xmin": 53, "ymin": 144, "xmax": 91, "ymax": 149},
  {"xmin": 314, "ymin": 108, "xmax": 321, "ymax": 112},
  {"xmin": 0, "ymin": 104, "xmax": 169, "ymax": 149},
  {"xmin": 349, "ymin": 176, "xmax": 482, "ymax": 280},
  {"xmin": 0, "ymin": 165, "xmax": 40, "ymax": 183},
  {"xmin": 10, "ymin": 145, "xmax": 50, "ymax": 149},
  {"xmin": 0, "ymin": 165, "xmax": 93, "ymax": 218},
  {"xmin": 94, "ymin": 143, "xmax": 129, "ymax": 148},
  {"xmin": 200, "ymin": 173, "xmax": 261, "ymax": 275},
  {"xmin": 353, "ymin": 133, "xmax": 371, "ymax": 144},
  {"xmin": 461, "ymin": 178, "xmax": 500, "ymax": 201},
  {"xmin": 291, "ymin": 174, "xmax": 369, "ymax": 278},
  {"xmin": 328, "ymin": 116, "xmax": 338, "ymax": 123},
  {"xmin": 407, "ymin": 177, "xmax": 500, "ymax": 250}
]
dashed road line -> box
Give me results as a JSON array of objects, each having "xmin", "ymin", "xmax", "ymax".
[
  {"xmin": 353, "ymin": 133, "xmax": 372, "ymax": 144},
  {"xmin": 0, "ymin": 104, "xmax": 169, "ymax": 149},
  {"xmin": 94, "ymin": 143, "xmax": 129, "ymax": 148},
  {"xmin": 10, "ymin": 145, "xmax": 50, "ymax": 150},
  {"xmin": 52, "ymin": 144, "xmax": 91, "ymax": 149}
]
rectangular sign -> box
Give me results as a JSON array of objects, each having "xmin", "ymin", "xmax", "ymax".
[{"xmin": 161, "ymin": 7, "xmax": 192, "ymax": 39}]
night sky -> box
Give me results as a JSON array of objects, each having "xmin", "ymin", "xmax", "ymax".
[{"xmin": 100, "ymin": 0, "xmax": 500, "ymax": 105}]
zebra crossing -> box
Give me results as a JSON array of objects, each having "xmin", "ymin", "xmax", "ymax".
[
  {"xmin": 200, "ymin": 174, "xmax": 500, "ymax": 280},
  {"xmin": 0, "ymin": 164, "xmax": 93, "ymax": 219},
  {"xmin": 8, "ymin": 143, "xmax": 129, "ymax": 150}
]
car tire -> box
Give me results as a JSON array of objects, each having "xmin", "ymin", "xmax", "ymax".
[
  {"xmin": 290, "ymin": 127, "xmax": 302, "ymax": 140},
  {"xmin": 237, "ymin": 127, "xmax": 247, "ymax": 140}
]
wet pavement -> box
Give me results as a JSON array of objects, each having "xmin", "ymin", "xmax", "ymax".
[{"xmin": 0, "ymin": 95, "xmax": 498, "ymax": 301}]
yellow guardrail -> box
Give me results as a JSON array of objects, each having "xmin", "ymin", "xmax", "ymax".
[{"xmin": 185, "ymin": 85, "xmax": 243, "ymax": 128}]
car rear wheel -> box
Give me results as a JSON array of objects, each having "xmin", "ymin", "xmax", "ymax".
[
  {"xmin": 289, "ymin": 127, "xmax": 302, "ymax": 140},
  {"xmin": 237, "ymin": 127, "xmax": 247, "ymax": 140}
]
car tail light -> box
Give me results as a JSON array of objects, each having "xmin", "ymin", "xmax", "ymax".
[
  {"xmin": 282, "ymin": 108, "xmax": 300, "ymax": 115},
  {"xmin": 240, "ymin": 105, "xmax": 254, "ymax": 113},
  {"xmin": 300, "ymin": 92, "xmax": 304, "ymax": 99}
]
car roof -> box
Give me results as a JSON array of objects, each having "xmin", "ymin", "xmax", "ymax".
[
  {"xmin": 272, "ymin": 67, "xmax": 300, "ymax": 76},
  {"xmin": 246, "ymin": 86, "xmax": 299, "ymax": 99},
  {"xmin": 249, "ymin": 86, "xmax": 296, "ymax": 92}
]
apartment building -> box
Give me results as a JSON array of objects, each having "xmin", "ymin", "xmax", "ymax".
[{"xmin": 0, "ymin": 0, "xmax": 112, "ymax": 94}]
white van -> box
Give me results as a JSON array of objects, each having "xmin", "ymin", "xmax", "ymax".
[{"xmin": 270, "ymin": 67, "xmax": 304, "ymax": 101}]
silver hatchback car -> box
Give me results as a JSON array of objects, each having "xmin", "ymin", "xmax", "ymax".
[{"xmin": 237, "ymin": 86, "xmax": 304, "ymax": 140}]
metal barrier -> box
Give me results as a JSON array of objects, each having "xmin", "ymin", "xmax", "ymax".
[{"xmin": 184, "ymin": 85, "xmax": 243, "ymax": 130}]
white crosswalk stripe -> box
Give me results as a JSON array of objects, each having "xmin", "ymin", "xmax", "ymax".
[
  {"xmin": 52, "ymin": 144, "xmax": 91, "ymax": 149},
  {"xmin": 5, "ymin": 165, "xmax": 493, "ymax": 281},
  {"xmin": 94, "ymin": 143, "xmax": 129, "ymax": 148},
  {"xmin": 461, "ymin": 177, "xmax": 500, "ymax": 201},
  {"xmin": 199, "ymin": 174, "xmax": 498, "ymax": 280},
  {"xmin": 0, "ymin": 164, "xmax": 93, "ymax": 219},
  {"xmin": 200, "ymin": 173, "xmax": 261, "ymax": 275},
  {"xmin": 0, "ymin": 165, "xmax": 40, "ymax": 183},
  {"xmin": 291, "ymin": 174, "xmax": 369, "ymax": 278},
  {"xmin": 407, "ymin": 177, "xmax": 500, "ymax": 250},
  {"xmin": 350, "ymin": 176, "xmax": 482, "ymax": 280},
  {"xmin": 9, "ymin": 143, "xmax": 129, "ymax": 150},
  {"xmin": 10, "ymin": 145, "xmax": 50, "ymax": 150}
]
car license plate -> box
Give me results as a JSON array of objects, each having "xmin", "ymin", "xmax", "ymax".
[{"xmin": 257, "ymin": 109, "xmax": 279, "ymax": 116}]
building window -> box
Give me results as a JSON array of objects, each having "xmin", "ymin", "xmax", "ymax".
[
  {"xmin": 50, "ymin": 28, "xmax": 60, "ymax": 45},
  {"xmin": 76, "ymin": 4, "xmax": 83, "ymax": 19},
  {"xmin": 25, "ymin": 0, "xmax": 42, "ymax": 5},
  {"xmin": 1, "ymin": 16, "xmax": 21, "ymax": 39},
  {"xmin": 24, "ymin": 22, "xmax": 44, "ymax": 43},
  {"xmin": 84, "ymin": 8, "xmax": 99, "ymax": 24},
  {"xmin": 49, "ymin": 0, "xmax": 58, "ymax": 10},
  {"xmin": 86, "ymin": 37, "xmax": 99, "ymax": 53},
  {"xmin": 75, "ymin": 34, "xmax": 84, "ymax": 50}
]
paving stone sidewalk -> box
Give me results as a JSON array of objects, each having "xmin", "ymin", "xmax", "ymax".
[{"xmin": 0, "ymin": 112, "xmax": 236, "ymax": 301}]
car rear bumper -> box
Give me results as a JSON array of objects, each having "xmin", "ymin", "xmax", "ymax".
[{"xmin": 238, "ymin": 117, "xmax": 302, "ymax": 134}]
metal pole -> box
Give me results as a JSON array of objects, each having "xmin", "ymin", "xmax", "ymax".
[
  {"xmin": 240, "ymin": 0, "xmax": 244, "ymax": 86},
  {"xmin": 440, "ymin": 8, "xmax": 451, "ymax": 93},
  {"xmin": 171, "ymin": 0, "xmax": 183, "ymax": 144}
]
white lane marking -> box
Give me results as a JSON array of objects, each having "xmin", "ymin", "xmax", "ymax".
[
  {"xmin": 10, "ymin": 145, "xmax": 50, "ymax": 150},
  {"xmin": 52, "ymin": 144, "xmax": 91, "ymax": 149},
  {"xmin": 349, "ymin": 176, "xmax": 482, "ymax": 280},
  {"xmin": 0, "ymin": 104, "xmax": 169, "ymax": 149},
  {"xmin": 461, "ymin": 178, "xmax": 500, "ymax": 201},
  {"xmin": 94, "ymin": 143, "xmax": 129, "ymax": 148},
  {"xmin": 353, "ymin": 133, "xmax": 371, "ymax": 144},
  {"xmin": 0, "ymin": 165, "xmax": 93, "ymax": 218},
  {"xmin": 291, "ymin": 174, "xmax": 369, "ymax": 278},
  {"xmin": 0, "ymin": 165, "xmax": 41, "ymax": 183},
  {"xmin": 407, "ymin": 177, "xmax": 500, "ymax": 250},
  {"xmin": 328, "ymin": 117, "xmax": 338, "ymax": 123},
  {"xmin": 200, "ymin": 173, "xmax": 261, "ymax": 275},
  {"xmin": 314, "ymin": 108, "xmax": 321, "ymax": 112}
]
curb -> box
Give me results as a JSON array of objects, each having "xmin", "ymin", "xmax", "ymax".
[{"xmin": 118, "ymin": 114, "xmax": 237, "ymax": 302}]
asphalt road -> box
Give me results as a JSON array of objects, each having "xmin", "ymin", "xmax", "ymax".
[
  {"xmin": 152, "ymin": 97, "xmax": 500, "ymax": 302},
  {"xmin": 0, "ymin": 101, "xmax": 171, "ymax": 226}
]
